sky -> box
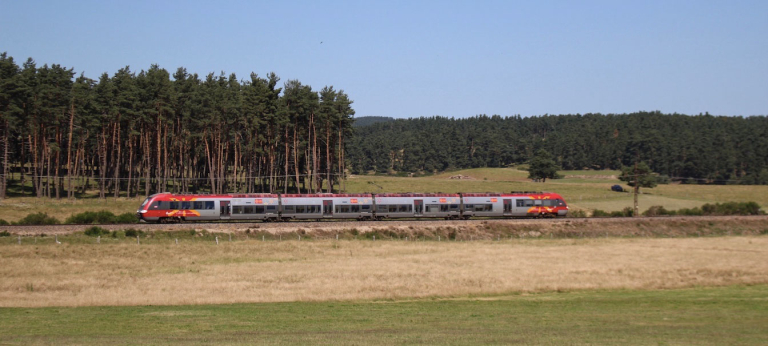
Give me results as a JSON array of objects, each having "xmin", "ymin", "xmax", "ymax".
[{"xmin": 1, "ymin": 0, "xmax": 766, "ymax": 118}]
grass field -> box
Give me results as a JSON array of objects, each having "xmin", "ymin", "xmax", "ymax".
[
  {"xmin": 3, "ymin": 235, "xmax": 767, "ymax": 307},
  {"xmin": 1, "ymin": 285, "xmax": 766, "ymax": 345},
  {"xmin": 0, "ymin": 168, "xmax": 766, "ymax": 222}
]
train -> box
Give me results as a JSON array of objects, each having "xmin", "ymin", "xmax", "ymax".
[{"xmin": 136, "ymin": 191, "xmax": 569, "ymax": 223}]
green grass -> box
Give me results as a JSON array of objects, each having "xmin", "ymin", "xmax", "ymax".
[{"xmin": 1, "ymin": 285, "xmax": 766, "ymax": 345}]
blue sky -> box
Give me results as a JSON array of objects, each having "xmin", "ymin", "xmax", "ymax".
[{"xmin": 1, "ymin": 0, "xmax": 766, "ymax": 118}]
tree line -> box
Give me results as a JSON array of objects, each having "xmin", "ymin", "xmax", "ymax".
[
  {"xmin": 348, "ymin": 113, "xmax": 768, "ymax": 184},
  {"xmin": 0, "ymin": 52, "xmax": 355, "ymax": 199}
]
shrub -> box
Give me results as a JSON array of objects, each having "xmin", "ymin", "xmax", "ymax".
[
  {"xmin": 124, "ymin": 228, "xmax": 144, "ymax": 238},
  {"xmin": 84, "ymin": 226, "xmax": 109, "ymax": 237},
  {"xmin": 676, "ymin": 207, "xmax": 703, "ymax": 216},
  {"xmin": 116, "ymin": 213, "xmax": 139, "ymax": 223},
  {"xmin": 0, "ymin": 230, "xmax": 10, "ymax": 237},
  {"xmin": 14, "ymin": 212, "xmax": 59, "ymax": 225},
  {"xmin": 591, "ymin": 209, "xmax": 610, "ymax": 217},
  {"xmin": 700, "ymin": 201, "xmax": 763, "ymax": 216},
  {"xmin": 568, "ymin": 210, "xmax": 587, "ymax": 218},
  {"xmin": 0, "ymin": 219, "xmax": 9, "ymax": 226},
  {"xmin": 65, "ymin": 210, "xmax": 119, "ymax": 224},
  {"xmin": 643, "ymin": 205, "xmax": 670, "ymax": 217}
]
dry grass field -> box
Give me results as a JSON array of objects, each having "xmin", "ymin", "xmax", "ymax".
[{"xmin": 2, "ymin": 235, "xmax": 767, "ymax": 308}]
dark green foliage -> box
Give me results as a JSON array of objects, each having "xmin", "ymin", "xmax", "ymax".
[
  {"xmin": 610, "ymin": 207, "xmax": 634, "ymax": 217},
  {"xmin": 66, "ymin": 211, "xmax": 117, "ymax": 224},
  {"xmin": 568, "ymin": 210, "xmax": 587, "ymax": 218},
  {"xmin": 116, "ymin": 213, "xmax": 139, "ymax": 223},
  {"xmin": 643, "ymin": 205, "xmax": 671, "ymax": 217},
  {"xmin": 0, "ymin": 219, "xmax": 9, "ymax": 226},
  {"xmin": 0, "ymin": 230, "xmax": 10, "ymax": 237},
  {"xmin": 353, "ymin": 116, "xmax": 394, "ymax": 127},
  {"xmin": 124, "ymin": 229, "xmax": 144, "ymax": 238},
  {"xmin": 13, "ymin": 212, "xmax": 59, "ymax": 225},
  {"xmin": 619, "ymin": 161, "xmax": 658, "ymax": 190},
  {"xmin": 527, "ymin": 149, "xmax": 562, "ymax": 182},
  {"xmin": 700, "ymin": 202, "xmax": 762, "ymax": 215},
  {"xmin": 592, "ymin": 209, "xmax": 610, "ymax": 217},
  {"xmin": 347, "ymin": 113, "xmax": 768, "ymax": 185},
  {"xmin": 83, "ymin": 226, "xmax": 109, "ymax": 237}
]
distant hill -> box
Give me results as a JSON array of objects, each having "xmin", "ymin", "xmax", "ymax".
[{"xmin": 353, "ymin": 116, "xmax": 395, "ymax": 127}]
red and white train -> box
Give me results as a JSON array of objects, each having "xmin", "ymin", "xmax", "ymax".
[{"xmin": 136, "ymin": 191, "xmax": 568, "ymax": 223}]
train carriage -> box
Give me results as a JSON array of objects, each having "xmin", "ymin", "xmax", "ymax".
[
  {"xmin": 374, "ymin": 193, "xmax": 461, "ymax": 220},
  {"xmin": 137, "ymin": 191, "xmax": 568, "ymax": 223}
]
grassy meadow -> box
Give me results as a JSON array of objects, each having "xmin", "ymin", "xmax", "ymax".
[
  {"xmin": 1, "ymin": 284, "xmax": 767, "ymax": 345},
  {"xmin": 1, "ymin": 168, "xmax": 766, "ymax": 222}
]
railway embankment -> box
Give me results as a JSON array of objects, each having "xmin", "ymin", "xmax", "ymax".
[{"xmin": 1, "ymin": 215, "xmax": 766, "ymax": 240}]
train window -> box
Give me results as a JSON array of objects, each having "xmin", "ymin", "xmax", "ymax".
[
  {"xmin": 150, "ymin": 201, "xmax": 161, "ymax": 209},
  {"xmin": 377, "ymin": 205, "xmax": 388, "ymax": 212},
  {"xmin": 534, "ymin": 200, "xmax": 542, "ymax": 205},
  {"xmin": 205, "ymin": 201, "xmax": 214, "ymax": 209},
  {"xmin": 557, "ymin": 199, "xmax": 565, "ymax": 206},
  {"xmin": 440, "ymin": 205, "xmax": 448, "ymax": 212},
  {"xmin": 244, "ymin": 206, "xmax": 255, "ymax": 214},
  {"xmin": 254, "ymin": 206, "xmax": 265, "ymax": 213},
  {"xmin": 141, "ymin": 198, "xmax": 150, "ymax": 207},
  {"xmin": 427, "ymin": 204, "xmax": 440, "ymax": 213},
  {"xmin": 388, "ymin": 205, "xmax": 398, "ymax": 213},
  {"xmin": 484, "ymin": 204, "xmax": 493, "ymax": 211},
  {"xmin": 525, "ymin": 200, "xmax": 534, "ymax": 207},
  {"xmin": 232, "ymin": 206, "xmax": 243, "ymax": 214},
  {"xmin": 267, "ymin": 206, "xmax": 276, "ymax": 211},
  {"xmin": 339, "ymin": 205, "xmax": 350, "ymax": 213},
  {"xmin": 352, "ymin": 205, "xmax": 360, "ymax": 213},
  {"xmin": 284, "ymin": 205, "xmax": 294, "ymax": 212},
  {"xmin": 450, "ymin": 204, "xmax": 459, "ymax": 210},
  {"xmin": 516, "ymin": 200, "xmax": 524, "ymax": 207},
  {"xmin": 334, "ymin": 206, "xmax": 341, "ymax": 213},
  {"xmin": 181, "ymin": 201, "xmax": 191, "ymax": 210},
  {"xmin": 296, "ymin": 205, "xmax": 306, "ymax": 213},
  {"xmin": 465, "ymin": 204, "xmax": 474, "ymax": 210},
  {"xmin": 398, "ymin": 205, "xmax": 409, "ymax": 212},
  {"xmin": 362, "ymin": 205, "xmax": 371, "ymax": 210},
  {"xmin": 169, "ymin": 201, "xmax": 179, "ymax": 210},
  {"xmin": 192, "ymin": 201, "xmax": 203, "ymax": 209}
]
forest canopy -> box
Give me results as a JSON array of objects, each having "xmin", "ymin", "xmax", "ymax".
[
  {"xmin": 348, "ymin": 113, "xmax": 768, "ymax": 185},
  {"xmin": 0, "ymin": 52, "xmax": 355, "ymax": 199}
]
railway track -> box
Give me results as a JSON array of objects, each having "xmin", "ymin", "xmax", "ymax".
[{"xmin": 1, "ymin": 215, "xmax": 766, "ymax": 235}]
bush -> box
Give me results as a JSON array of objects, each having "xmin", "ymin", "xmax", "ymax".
[
  {"xmin": 0, "ymin": 230, "xmax": 10, "ymax": 237},
  {"xmin": 591, "ymin": 209, "xmax": 610, "ymax": 217},
  {"xmin": 0, "ymin": 219, "xmax": 9, "ymax": 226},
  {"xmin": 676, "ymin": 207, "xmax": 703, "ymax": 216},
  {"xmin": 700, "ymin": 201, "xmax": 763, "ymax": 216},
  {"xmin": 84, "ymin": 226, "xmax": 109, "ymax": 237},
  {"xmin": 568, "ymin": 210, "xmax": 587, "ymax": 218},
  {"xmin": 116, "ymin": 213, "xmax": 139, "ymax": 223},
  {"xmin": 124, "ymin": 228, "xmax": 144, "ymax": 238},
  {"xmin": 65, "ymin": 210, "xmax": 118, "ymax": 224},
  {"xmin": 14, "ymin": 212, "xmax": 59, "ymax": 225},
  {"xmin": 643, "ymin": 205, "xmax": 670, "ymax": 217}
]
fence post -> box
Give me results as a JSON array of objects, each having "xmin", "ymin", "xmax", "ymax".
[
  {"xmin": 175, "ymin": 238, "xmax": 178, "ymax": 245},
  {"xmin": 216, "ymin": 236, "xmax": 219, "ymax": 245},
  {"xmin": 229, "ymin": 233, "xmax": 232, "ymax": 242},
  {"xmin": 373, "ymin": 235, "xmax": 375, "ymax": 241},
  {"xmin": 97, "ymin": 236, "xmax": 100, "ymax": 244},
  {"xmin": 137, "ymin": 236, "xmax": 140, "ymax": 245}
]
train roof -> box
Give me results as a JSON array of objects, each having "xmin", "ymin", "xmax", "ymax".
[{"xmin": 374, "ymin": 193, "xmax": 460, "ymax": 197}]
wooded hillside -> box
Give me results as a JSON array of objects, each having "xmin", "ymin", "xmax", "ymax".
[{"xmin": 348, "ymin": 113, "xmax": 768, "ymax": 184}]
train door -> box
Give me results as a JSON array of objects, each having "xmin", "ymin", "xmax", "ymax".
[
  {"xmin": 503, "ymin": 199, "xmax": 512, "ymax": 216},
  {"xmin": 414, "ymin": 200, "xmax": 423, "ymax": 216},
  {"xmin": 220, "ymin": 200, "xmax": 231, "ymax": 219},
  {"xmin": 323, "ymin": 200, "xmax": 333, "ymax": 217}
]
